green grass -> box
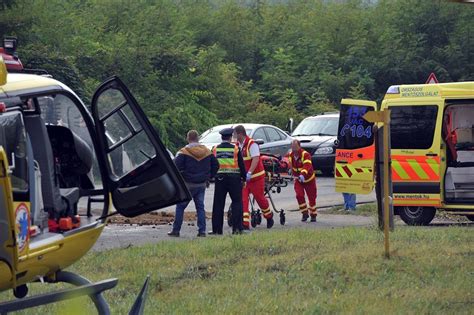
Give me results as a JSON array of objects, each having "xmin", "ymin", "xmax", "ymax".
[
  {"xmin": 323, "ymin": 202, "xmax": 377, "ymax": 216},
  {"xmin": 1, "ymin": 227, "xmax": 473, "ymax": 314}
]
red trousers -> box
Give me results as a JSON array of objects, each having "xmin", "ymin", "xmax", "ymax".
[
  {"xmin": 294, "ymin": 178, "xmax": 317, "ymax": 216},
  {"xmin": 242, "ymin": 177, "xmax": 272, "ymax": 227}
]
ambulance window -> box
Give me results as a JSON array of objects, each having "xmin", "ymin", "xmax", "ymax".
[
  {"xmin": 337, "ymin": 105, "xmax": 374, "ymax": 150},
  {"xmin": 390, "ymin": 105, "xmax": 438, "ymax": 149}
]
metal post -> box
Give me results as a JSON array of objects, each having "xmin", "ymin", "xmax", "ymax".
[{"xmin": 383, "ymin": 110, "xmax": 391, "ymax": 258}]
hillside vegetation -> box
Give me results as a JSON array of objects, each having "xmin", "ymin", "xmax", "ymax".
[{"xmin": 1, "ymin": 0, "xmax": 473, "ymax": 151}]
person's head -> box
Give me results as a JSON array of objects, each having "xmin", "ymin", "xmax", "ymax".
[
  {"xmin": 221, "ymin": 134, "xmax": 232, "ymax": 142},
  {"xmin": 219, "ymin": 128, "xmax": 234, "ymax": 142},
  {"xmin": 291, "ymin": 139, "xmax": 301, "ymax": 152},
  {"xmin": 234, "ymin": 125, "xmax": 247, "ymax": 143},
  {"xmin": 186, "ymin": 130, "xmax": 199, "ymax": 144}
]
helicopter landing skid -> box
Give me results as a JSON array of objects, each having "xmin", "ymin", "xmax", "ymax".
[{"xmin": 0, "ymin": 271, "xmax": 117, "ymax": 315}]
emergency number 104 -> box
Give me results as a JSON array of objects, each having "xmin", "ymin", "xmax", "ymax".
[{"xmin": 340, "ymin": 124, "xmax": 372, "ymax": 139}]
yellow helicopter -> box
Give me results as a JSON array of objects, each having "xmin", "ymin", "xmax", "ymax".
[{"xmin": 0, "ymin": 37, "xmax": 191, "ymax": 313}]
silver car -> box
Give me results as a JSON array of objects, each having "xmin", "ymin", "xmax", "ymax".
[{"xmin": 200, "ymin": 123, "xmax": 293, "ymax": 157}]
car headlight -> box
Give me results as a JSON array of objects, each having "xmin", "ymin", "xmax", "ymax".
[{"xmin": 314, "ymin": 147, "xmax": 333, "ymax": 155}]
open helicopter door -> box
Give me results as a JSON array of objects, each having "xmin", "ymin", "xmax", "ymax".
[
  {"xmin": 91, "ymin": 77, "xmax": 191, "ymax": 217},
  {"xmin": 335, "ymin": 99, "xmax": 377, "ymax": 194}
]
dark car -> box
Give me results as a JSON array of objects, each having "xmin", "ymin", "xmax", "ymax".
[{"xmin": 291, "ymin": 113, "xmax": 339, "ymax": 176}]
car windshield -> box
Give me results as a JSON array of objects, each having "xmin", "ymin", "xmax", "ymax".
[
  {"xmin": 200, "ymin": 127, "xmax": 252, "ymax": 143},
  {"xmin": 292, "ymin": 117, "xmax": 339, "ymax": 137},
  {"xmin": 200, "ymin": 129, "xmax": 223, "ymax": 143}
]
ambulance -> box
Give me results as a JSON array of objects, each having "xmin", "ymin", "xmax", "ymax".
[{"xmin": 335, "ymin": 82, "xmax": 474, "ymax": 225}]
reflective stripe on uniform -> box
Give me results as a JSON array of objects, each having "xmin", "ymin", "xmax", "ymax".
[
  {"xmin": 214, "ymin": 145, "xmax": 240, "ymax": 174},
  {"xmin": 304, "ymin": 173, "xmax": 315, "ymax": 183},
  {"xmin": 251, "ymin": 170, "xmax": 265, "ymax": 178},
  {"xmin": 261, "ymin": 207, "xmax": 271, "ymax": 214}
]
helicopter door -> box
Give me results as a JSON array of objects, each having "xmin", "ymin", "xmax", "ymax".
[
  {"xmin": 91, "ymin": 77, "xmax": 191, "ymax": 217},
  {"xmin": 335, "ymin": 99, "xmax": 377, "ymax": 194}
]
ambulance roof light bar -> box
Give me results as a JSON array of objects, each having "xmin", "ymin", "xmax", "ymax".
[{"xmin": 386, "ymin": 85, "xmax": 400, "ymax": 94}]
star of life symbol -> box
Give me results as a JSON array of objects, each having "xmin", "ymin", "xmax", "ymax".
[{"xmin": 15, "ymin": 203, "xmax": 29, "ymax": 252}]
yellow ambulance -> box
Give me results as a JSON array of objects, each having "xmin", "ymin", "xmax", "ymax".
[{"xmin": 335, "ymin": 82, "xmax": 474, "ymax": 225}]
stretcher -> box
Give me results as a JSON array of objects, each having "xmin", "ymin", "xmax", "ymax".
[{"xmin": 228, "ymin": 153, "xmax": 292, "ymax": 227}]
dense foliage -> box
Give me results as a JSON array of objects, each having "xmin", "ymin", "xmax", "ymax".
[{"xmin": 1, "ymin": 0, "xmax": 473, "ymax": 151}]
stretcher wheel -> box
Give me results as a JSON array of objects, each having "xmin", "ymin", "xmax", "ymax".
[
  {"xmin": 227, "ymin": 206, "xmax": 233, "ymax": 227},
  {"xmin": 256, "ymin": 210, "xmax": 262, "ymax": 225},
  {"xmin": 277, "ymin": 187, "xmax": 281, "ymax": 193},
  {"xmin": 280, "ymin": 210, "xmax": 285, "ymax": 225}
]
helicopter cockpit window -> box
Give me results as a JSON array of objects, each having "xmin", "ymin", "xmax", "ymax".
[
  {"xmin": 0, "ymin": 111, "xmax": 28, "ymax": 192},
  {"xmin": 97, "ymin": 88, "xmax": 157, "ymax": 179},
  {"xmin": 38, "ymin": 95, "xmax": 93, "ymax": 147},
  {"xmin": 37, "ymin": 94, "xmax": 98, "ymax": 188}
]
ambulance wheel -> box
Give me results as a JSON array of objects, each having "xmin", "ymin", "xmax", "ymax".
[
  {"xmin": 466, "ymin": 215, "xmax": 474, "ymax": 222},
  {"xmin": 227, "ymin": 207, "xmax": 233, "ymax": 227},
  {"xmin": 279, "ymin": 210, "xmax": 286, "ymax": 225},
  {"xmin": 399, "ymin": 206, "xmax": 436, "ymax": 226}
]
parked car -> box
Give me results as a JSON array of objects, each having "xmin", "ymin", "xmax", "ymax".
[
  {"xmin": 200, "ymin": 123, "xmax": 292, "ymax": 157},
  {"xmin": 291, "ymin": 113, "xmax": 339, "ymax": 176}
]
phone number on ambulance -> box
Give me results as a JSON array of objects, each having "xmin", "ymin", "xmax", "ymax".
[{"xmin": 339, "ymin": 124, "xmax": 372, "ymax": 139}]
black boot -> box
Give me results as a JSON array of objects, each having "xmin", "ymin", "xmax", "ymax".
[
  {"xmin": 301, "ymin": 212, "xmax": 309, "ymax": 222},
  {"xmin": 267, "ymin": 216, "xmax": 274, "ymax": 229},
  {"xmin": 310, "ymin": 215, "xmax": 317, "ymax": 222}
]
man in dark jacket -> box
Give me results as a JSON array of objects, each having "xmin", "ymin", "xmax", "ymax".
[
  {"xmin": 168, "ymin": 130, "xmax": 219, "ymax": 237},
  {"xmin": 210, "ymin": 128, "xmax": 247, "ymax": 235}
]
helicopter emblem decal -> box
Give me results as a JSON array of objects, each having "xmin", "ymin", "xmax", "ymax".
[{"xmin": 15, "ymin": 203, "xmax": 29, "ymax": 252}]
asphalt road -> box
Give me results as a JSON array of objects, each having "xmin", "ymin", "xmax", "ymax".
[
  {"xmin": 92, "ymin": 176, "xmax": 378, "ymax": 251},
  {"xmin": 160, "ymin": 175, "xmax": 377, "ymax": 214}
]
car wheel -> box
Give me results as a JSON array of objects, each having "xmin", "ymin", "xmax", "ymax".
[
  {"xmin": 399, "ymin": 206, "xmax": 436, "ymax": 226},
  {"xmin": 466, "ymin": 215, "xmax": 474, "ymax": 222}
]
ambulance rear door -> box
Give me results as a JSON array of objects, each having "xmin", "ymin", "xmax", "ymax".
[
  {"xmin": 387, "ymin": 101, "xmax": 442, "ymax": 207},
  {"xmin": 335, "ymin": 99, "xmax": 376, "ymax": 194}
]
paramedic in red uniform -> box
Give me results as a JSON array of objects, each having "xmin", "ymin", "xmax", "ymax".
[
  {"xmin": 289, "ymin": 140, "xmax": 318, "ymax": 222},
  {"xmin": 234, "ymin": 125, "xmax": 274, "ymax": 229}
]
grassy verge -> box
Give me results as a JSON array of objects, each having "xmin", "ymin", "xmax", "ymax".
[
  {"xmin": 322, "ymin": 202, "xmax": 377, "ymax": 216},
  {"xmin": 2, "ymin": 226, "xmax": 472, "ymax": 314}
]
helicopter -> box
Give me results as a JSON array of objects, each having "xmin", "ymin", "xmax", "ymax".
[{"xmin": 0, "ymin": 37, "xmax": 191, "ymax": 313}]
